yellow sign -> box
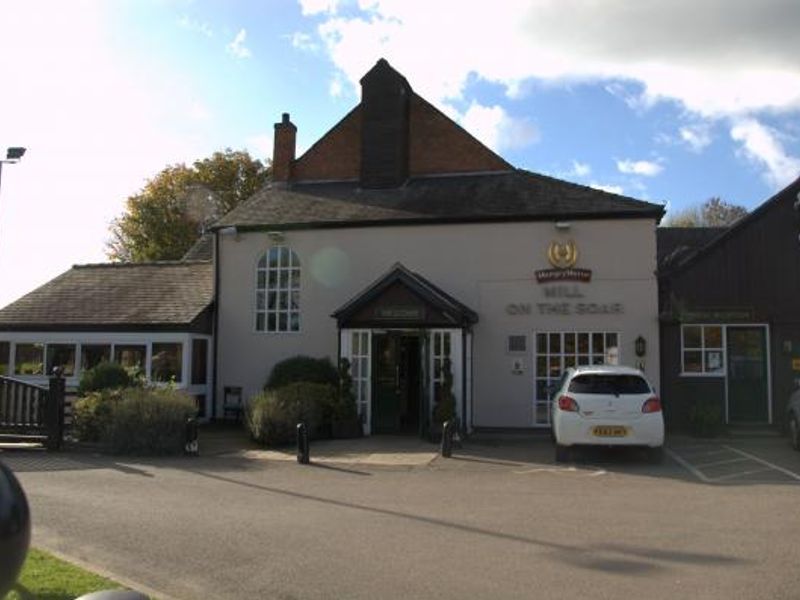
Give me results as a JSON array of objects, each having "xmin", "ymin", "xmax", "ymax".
[
  {"xmin": 792, "ymin": 358, "xmax": 800, "ymax": 371},
  {"xmin": 547, "ymin": 240, "xmax": 579, "ymax": 269}
]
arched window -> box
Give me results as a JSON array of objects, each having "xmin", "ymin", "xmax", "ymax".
[{"xmin": 256, "ymin": 246, "xmax": 300, "ymax": 332}]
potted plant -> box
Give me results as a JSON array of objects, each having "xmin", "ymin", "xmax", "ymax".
[
  {"xmin": 331, "ymin": 358, "xmax": 363, "ymax": 439},
  {"xmin": 429, "ymin": 358, "xmax": 457, "ymax": 442}
]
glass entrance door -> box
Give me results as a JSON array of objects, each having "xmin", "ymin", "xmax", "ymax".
[
  {"xmin": 372, "ymin": 333, "xmax": 422, "ymax": 434},
  {"xmin": 727, "ymin": 326, "xmax": 769, "ymax": 423}
]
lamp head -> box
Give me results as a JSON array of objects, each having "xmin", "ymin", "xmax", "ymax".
[{"xmin": 6, "ymin": 147, "xmax": 26, "ymax": 161}]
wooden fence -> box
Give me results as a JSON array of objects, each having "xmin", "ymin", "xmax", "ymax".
[{"xmin": 0, "ymin": 371, "xmax": 65, "ymax": 450}]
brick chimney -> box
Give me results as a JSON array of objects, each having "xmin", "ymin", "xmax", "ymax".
[
  {"xmin": 360, "ymin": 59, "xmax": 412, "ymax": 189},
  {"xmin": 272, "ymin": 112, "xmax": 296, "ymax": 186}
]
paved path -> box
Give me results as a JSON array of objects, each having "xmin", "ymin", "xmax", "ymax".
[{"xmin": 3, "ymin": 436, "xmax": 800, "ymax": 600}]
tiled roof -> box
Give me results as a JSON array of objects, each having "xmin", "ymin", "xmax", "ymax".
[
  {"xmin": 0, "ymin": 261, "xmax": 213, "ymax": 331},
  {"xmin": 213, "ymin": 169, "xmax": 664, "ymax": 230},
  {"xmin": 182, "ymin": 234, "xmax": 214, "ymax": 261},
  {"xmin": 656, "ymin": 227, "xmax": 727, "ymax": 270}
]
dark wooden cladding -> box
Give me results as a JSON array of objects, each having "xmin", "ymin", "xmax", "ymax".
[
  {"xmin": 661, "ymin": 185, "xmax": 800, "ymax": 320},
  {"xmin": 359, "ymin": 59, "xmax": 411, "ymax": 189},
  {"xmin": 346, "ymin": 281, "xmax": 457, "ymax": 328},
  {"xmin": 659, "ymin": 178, "xmax": 800, "ymax": 428}
]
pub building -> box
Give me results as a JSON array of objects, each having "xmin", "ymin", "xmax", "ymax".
[
  {"xmin": 211, "ymin": 59, "xmax": 664, "ymax": 435},
  {"xmin": 0, "ymin": 59, "xmax": 666, "ymax": 435},
  {"xmin": 658, "ymin": 177, "xmax": 800, "ymax": 430}
]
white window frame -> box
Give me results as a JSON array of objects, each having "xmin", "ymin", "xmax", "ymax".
[
  {"xmin": 341, "ymin": 329, "xmax": 372, "ymax": 435},
  {"xmin": 532, "ymin": 331, "xmax": 621, "ymax": 427},
  {"xmin": 680, "ymin": 324, "xmax": 726, "ymax": 377},
  {"xmin": 255, "ymin": 246, "xmax": 301, "ymax": 334}
]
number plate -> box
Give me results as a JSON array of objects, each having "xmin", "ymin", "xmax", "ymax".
[{"xmin": 592, "ymin": 426, "xmax": 628, "ymax": 437}]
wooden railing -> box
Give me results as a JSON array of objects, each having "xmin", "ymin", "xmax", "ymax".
[{"xmin": 0, "ymin": 370, "xmax": 65, "ymax": 450}]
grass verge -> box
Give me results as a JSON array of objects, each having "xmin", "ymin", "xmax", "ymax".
[{"xmin": 2, "ymin": 548, "xmax": 132, "ymax": 600}]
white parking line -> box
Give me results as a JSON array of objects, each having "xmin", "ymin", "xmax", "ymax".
[
  {"xmin": 721, "ymin": 445, "xmax": 800, "ymax": 482},
  {"xmin": 694, "ymin": 456, "xmax": 750, "ymax": 469},
  {"xmin": 714, "ymin": 468, "xmax": 773, "ymax": 482},
  {"xmin": 665, "ymin": 448, "xmax": 713, "ymax": 483}
]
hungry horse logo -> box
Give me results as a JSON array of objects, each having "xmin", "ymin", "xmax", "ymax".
[{"xmin": 547, "ymin": 240, "xmax": 578, "ymax": 269}]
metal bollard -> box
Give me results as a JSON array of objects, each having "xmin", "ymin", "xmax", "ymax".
[
  {"xmin": 184, "ymin": 417, "xmax": 199, "ymax": 456},
  {"xmin": 441, "ymin": 420, "xmax": 454, "ymax": 458},
  {"xmin": 297, "ymin": 422, "xmax": 310, "ymax": 464}
]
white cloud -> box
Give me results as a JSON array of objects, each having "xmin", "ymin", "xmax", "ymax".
[
  {"xmin": 567, "ymin": 160, "xmax": 591, "ymax": 178},
  {"xmin": 299, "ymin": 0, "xmax": 341, "ymax": 15},
  {"xmin": 589, "ymin": 182, "xmax": 624, "ymax": 195},
  {"xmin": 616, "ymin": 159, "xmax": 664, "ymax": 177},
  {"xmin": 290, "ymin": 32, "xmax": 318, "ymax": 52},
  {"xmin": 679, "ymin": 124, "xmax": 713, "ymax": 153},
  {"xmin": 308, "ymin": 0, "xmax": 800, "ymax": 117},
  {"xmin": 226, "ymin": 29, "xmax": 252, "ymax": 59},
  {"xmin": 459, "ymin": 102, "xmax": 539, "ymax": 152},
  {"xmin": 329, "ymin": 76, "xmax": 344, "ymax": 98},
  {"xmin": 245, "ymin": 134, "xmax": 274, "ymax": 161},
  {"xmin": 730, "ymin": 118, "xmax": 800, "ymax": 189},
  {"xmin": 178, "ymin": 15, "xmax": 213, "ymax": 38}
]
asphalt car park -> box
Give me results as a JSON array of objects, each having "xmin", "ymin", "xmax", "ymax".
[{"xmin": 3, "ymin": 432, "xmax": 800, "ymax": 600}]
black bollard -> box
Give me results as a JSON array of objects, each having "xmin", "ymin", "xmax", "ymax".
[
  {"xmin": 441, "ymin": 420, "xmax": 454, "ymax": 458},
  {"xmin": 184, "ymin": 417, "xmax": 199, "ymax": 456},
  {"xmin": 0, "ymin": 461, "xmax": 31, "ymax": 597},
  {"xmin": 297, "ymin": 422, "xmax": 310, "ymax": 464}
]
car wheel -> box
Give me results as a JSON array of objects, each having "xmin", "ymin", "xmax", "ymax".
[
  {"xmin": 555, "ymin": 444, "xmax": 571, "ymax": 463},
  {"xmin": 647, "ymin": 446, "xmax": 664, "ymax": 464},
  {"xmin": 789, "ymin": 414, "xmax": 800, "ymax": 452}
]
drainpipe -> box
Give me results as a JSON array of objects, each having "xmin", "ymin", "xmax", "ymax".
[
  {"xmin": 461, "ymin": 327, "xmax": 467, "ymax": 435},
  {"xmin": 211, "ymin": 230, "xmax": 221, "ymax": 420}
]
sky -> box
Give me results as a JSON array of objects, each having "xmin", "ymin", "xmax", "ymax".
[{"xmin": 0, "ymin": 0, "xmax": 799, "ymax": 308}]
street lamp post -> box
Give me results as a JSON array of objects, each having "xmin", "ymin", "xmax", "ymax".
[{"xmin": 0, "ymin": 146, "xmax": 26, "ymax": 199}]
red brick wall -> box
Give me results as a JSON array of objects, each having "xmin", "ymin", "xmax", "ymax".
[
  {"xmin": 292, "ymin": 107, "xmax": 361, "ymax": 182},
  {"xmin": 409, "ymin": 95, "xmax": 510, "ymax": 176},
  {"xmin": 290, "ymin": 94, "xmax": 510, "ymax": 183}
]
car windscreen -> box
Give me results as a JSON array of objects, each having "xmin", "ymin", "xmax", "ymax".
[{"xmin": 567, "ymin": 374, "xmax": 651, "ymax": 395}]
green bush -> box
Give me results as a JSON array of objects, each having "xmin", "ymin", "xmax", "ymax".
[
  {"xmin": 265, "ymin": 356, "xmax": 338, "ymax": 390},
  {"xmin": 689, "ymin": 398, "xmax": 724, "ymax": 438},
  {"xmin": 247, "ymin": 382, "xmax": 339, "ymax": 446},
  {"xmin": 78, "ymin": 361, "xmax": 132, "ymax": 396},
  {"xmin": 104, "ymin": 387, "xmax": 196, "ymax": 455},
  {"xmin": 72, "ymin": 389, "xmax": 123, "ymax": 442}
]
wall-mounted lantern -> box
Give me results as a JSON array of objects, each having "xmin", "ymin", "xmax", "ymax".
[{"xmin": 635, "ymin": 335, "xmax": 647, "ymax": 357}]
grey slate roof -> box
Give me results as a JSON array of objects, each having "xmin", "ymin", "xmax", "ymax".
[
  {"xmin": 656, "ymin": 227, "xmax": 727, "ymax": 270},
  {"xmin": 182, "ymin": 233, "xmax": 214, "ymax": 261},
  {"xmin": 0, "ymin": 261, "xmax": 213, "ymax": 331},
  {"xmin": 213, "ymin": 170, "xmax": 664, "ymax": 230}
]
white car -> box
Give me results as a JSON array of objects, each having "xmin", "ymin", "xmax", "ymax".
[{"xmin": 551, "ymin": 365, "xmax": 665, "ymax": 463}]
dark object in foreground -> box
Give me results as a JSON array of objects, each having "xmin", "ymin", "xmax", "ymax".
[
  {"xmin": 75, "ymin": 590, "xmax": 149, "ymax": 599},
  {"xmin": 0, "ymin": 460, "xmax": 31, "ymax": 597},
  {"xmin": 185, "ymin": 417, "xmax": 199, "ymax": 456},
  {"xmin": 297, "ymin": 422, "xmax": 310, "ymax": 464}
]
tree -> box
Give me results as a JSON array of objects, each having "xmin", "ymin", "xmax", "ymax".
[
  {"xmin": 107, "ymin": 150, "xmax": 270, "ymax": 262},
  {"xmin": 665, "ymin": 197, "xmax": 748, "ymax": 228}
]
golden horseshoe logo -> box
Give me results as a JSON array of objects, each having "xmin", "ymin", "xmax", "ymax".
[{"xmin": 547, "ymin": 240, "xmax": 578, "ymax": 269}]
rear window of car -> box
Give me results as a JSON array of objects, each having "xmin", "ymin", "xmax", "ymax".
[{"xmin": 568, "ymin": 374, "xmax": 651, "ymax": 395}]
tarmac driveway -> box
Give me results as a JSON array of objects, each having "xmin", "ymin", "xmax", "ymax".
[{"xmin": 3, "ymin": 434, "xmax": 800, "ymax": 600}]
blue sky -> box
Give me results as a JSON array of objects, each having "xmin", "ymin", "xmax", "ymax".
[{"xmin": 1, "ymin": 0, "xmax": 799, "ymax": 307}]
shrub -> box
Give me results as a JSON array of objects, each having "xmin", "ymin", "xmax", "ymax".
[
  {"xmin": 247, "ymin": 382, "xmax": 339, "ymax": 446},
  {"xmin": 104, "ymin": 387, "xmax": 196, "ymax": 455},
  {"xmin": 78, "ymin": 362, "xmax": 132, "ymax": 396},
  {"xmin": 246, "ymin": 391, "xmax": 293, "ymax": 446},
  {"xmin": 265, "ymin": 356, "xmax": 338, "ymax": 390},
  {"xmin": 72, "ymin": 389, "xmax": 123, "ymax": 442}
]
